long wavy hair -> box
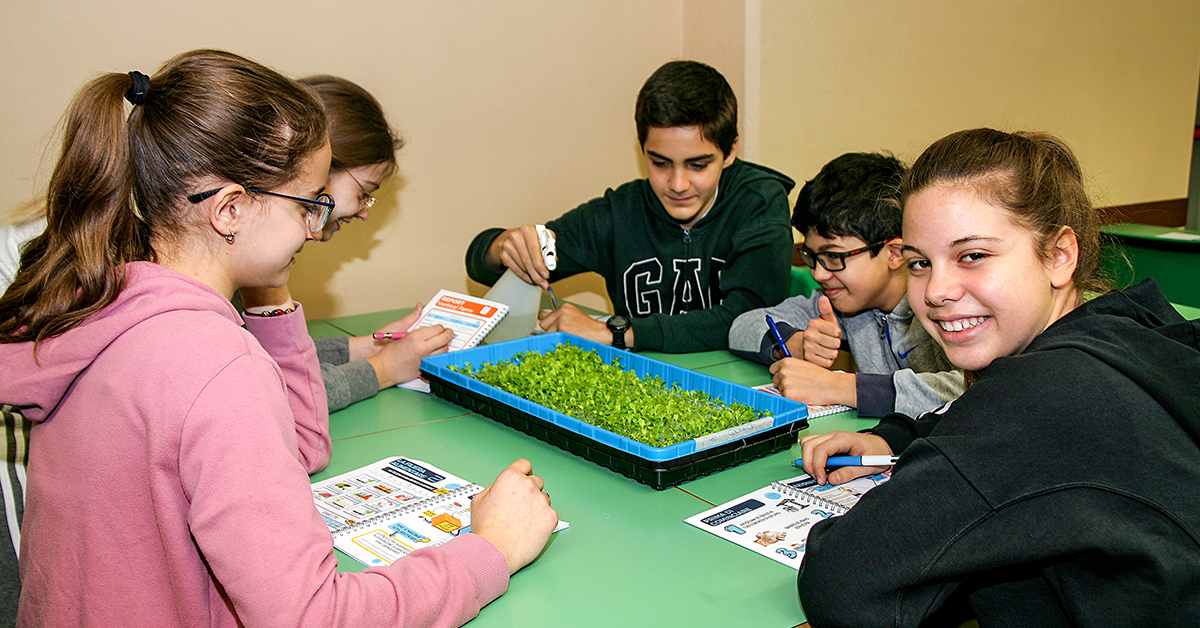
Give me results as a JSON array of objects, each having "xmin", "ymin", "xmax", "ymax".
[{"xmin": 0, "ymin": 49, "xmax": 327, "ymax": 346}]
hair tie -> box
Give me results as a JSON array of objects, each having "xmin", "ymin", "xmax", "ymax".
[{"xmin": 125, "ymin": 71, "xmax": 150, "ymax": 106}]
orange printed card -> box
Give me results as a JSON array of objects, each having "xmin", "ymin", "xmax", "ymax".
[{"xmin": 408, "ymin": 289, "xmax": 509, "ymax": 351}]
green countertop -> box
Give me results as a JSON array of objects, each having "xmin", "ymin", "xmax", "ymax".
[
  {"xmin": 1101, "ymin": 221, "xmax": 1200, "ymax": 244},
  {"xmin": 312, "ymin": 308, "xmax": 876, "ymax": 626}
]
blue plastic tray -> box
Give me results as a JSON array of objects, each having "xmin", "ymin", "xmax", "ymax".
[{"xmin": 420, "ymin": 333, "xmax": 809, "ymax": 489}]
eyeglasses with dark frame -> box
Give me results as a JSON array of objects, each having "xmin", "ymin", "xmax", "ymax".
[
  {"xmin": 187, "ymin": 186, "xmax": 336, "ymax": 233},
  {"xmin": 797, "ymin": 240, "xmax": 892, "ymax": 272}
]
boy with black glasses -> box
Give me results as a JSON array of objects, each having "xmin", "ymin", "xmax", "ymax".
[{"xmin": 729, "ymin": 152, "xmax": 963, "ymax": 417}]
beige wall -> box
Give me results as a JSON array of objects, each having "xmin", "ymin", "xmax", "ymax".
[
  {"xmin": 757, "ymin": 0, "xmax": 1200, "ymax": 211},
  {"xmin": 2, "ymin": 1, "xmax": 1198, "ymax": 319},
  {"xmin": 0, "ymin": 1, "xmax": 684, "ymax": 318}
]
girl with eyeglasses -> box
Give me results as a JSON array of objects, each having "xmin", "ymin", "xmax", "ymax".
[
  {"xmin": 238, "ymin": 75, "xmax": 456, "ymax": 412},
  {"xmin": 0, "ymin": 49, "xmax": 557, "ymax": 627},
  {"xmin": 0, "ymin": 78, "xmax": 458, "ymax": 613}
]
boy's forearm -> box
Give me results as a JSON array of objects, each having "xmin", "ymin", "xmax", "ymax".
[
  {"xmin": 728, "ymin": 295, "xmax": 818, "ymax": 362},
  {"xmin": 483, "ymin": 227, "xmax": 513, "ymax": 272},
  {"xmin": 835, "ymin": 372, "xmax": 859, "ymax": 408},
  {"xmin": 465, "ymin": 227, "xmax": 507, "ymax": 286},
  {"xmin": 633, "ymin": 287, "xmax": 774, "ymax": 353},
  {"xmin": 631, "ymin": 309, "xmax": 726, "ymax": 353}
]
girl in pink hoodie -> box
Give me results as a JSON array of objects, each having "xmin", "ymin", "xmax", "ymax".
[{"xmin": 0, "ymin": 49, "xmax": 557, "ymax": 628}]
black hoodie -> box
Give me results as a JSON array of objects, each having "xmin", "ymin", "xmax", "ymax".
[
  {"xmin": 465, "ymin": 159, "xmax": 795, "ymax": 352},
  {"xmin": 798, "ymin": 280, "xmax": 1200, "ymax": 627}
]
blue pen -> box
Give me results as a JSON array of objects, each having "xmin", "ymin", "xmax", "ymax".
[
  {"xmin": 765, "ymin": 315, "xmax": 791, "ymax": 358},
  {"xmin": 793, "ymin": 455, "xmax": 899, "ymax": 467}
]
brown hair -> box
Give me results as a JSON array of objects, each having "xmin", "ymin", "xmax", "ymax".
[
  {"xmin": 899, "ymin": 128, "xmax": 1111, "ymax": 295},
  {"xmin": 0, "ymin": 49, "xmax": 327, "ymax": 345},
  {"xmin": 1, "ymin": 197, "xmax": 47, "ymax": 226},
  {"xmin": 299, "ymin": 75, "xmax": 403, "ymax": 177},
  {"xmin": 635, "ymin": 60, "xmax": 738, "ymax": 156}
]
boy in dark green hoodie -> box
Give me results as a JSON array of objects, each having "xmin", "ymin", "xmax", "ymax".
[{"xmin": 465, "ymin": 60, "xmax": 795, "ymax": 353}]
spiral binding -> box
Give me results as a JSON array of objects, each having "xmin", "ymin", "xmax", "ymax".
[
  {"xmin": 771, "ymin": 479, "xmax": 858, "ymax": 514},
  {"xmin": 413, "ymin": 290, "xmax": 509, "ymax": 350},
  {"xmin": 336, "ymin": 483, "xmax": 483, "ymax": 536}
]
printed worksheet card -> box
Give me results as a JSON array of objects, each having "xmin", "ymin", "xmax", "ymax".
[
  {"xmin": 312, "ymin": 457, "xmax": 478, "ymax": 532},
  {"xmin": 408, "ymin": 290, "xmax": 509, "ymax": 351},
  {"xmin": 332, "ymin": 486, "xmax": 482, "ymax": 567},
  {"xmin": 313, "ymin": 456, "xmax": 568, "ymax": 567},
  {"xmin": 685, "ymin": 472, "xmax": 889, "ymax": 569}
]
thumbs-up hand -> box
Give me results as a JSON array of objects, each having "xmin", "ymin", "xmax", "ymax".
[{"xmin": 800, "ymin": 295, "xmax": 842, "ymax": 367}]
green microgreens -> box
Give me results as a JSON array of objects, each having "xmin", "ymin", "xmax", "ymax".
[{"xmin": 449, "ymin": 343, "xmax": 766, "ymax": 448}]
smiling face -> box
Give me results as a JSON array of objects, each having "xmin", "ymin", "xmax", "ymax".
[
  {"xmin": 234, "ymin": 143, "xmax": 332, "ymax": 288},
  {"xmin": 901, "ymin": 182, "xmax": 1080, "ymax": 372},
  {"xmin": 320, "ymin": 161, "xmax": 390, "ymax": 241},
  {"xmin": 803, "ymin": 231, "xmax": 907, "ymax": 315},
  {"xmin": 642, "ymin": 125, "xmax": 736, "ymax": 230}
]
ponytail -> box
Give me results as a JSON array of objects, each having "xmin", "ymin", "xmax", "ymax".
[
  {"xmin": 0, "ymin": 72, "xmax": 150, "ymax": 344},
  {"xmin": 0, "ymin": 49, "xmax": 327, "ymax": 346}
]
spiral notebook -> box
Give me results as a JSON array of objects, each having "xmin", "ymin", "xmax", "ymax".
[
  {"xmin": 398, "ymin": 290, "xmax": 509, "ymax": 392},
  {"xmin": 751, "ymin": 383, "xmax": 852, "ymax": 419},
  {"xmin": 312, "ymin": 457, "xmax": 485, "ymax": 567},
  {"xmin": 684, "ymin": 471, "xmax": 889, "ymax": 570},
  {"xmin": 313, "ymin": 456, "xmax": 567, "ymax": 567},
  {"xmin": 410, "ymin": 289, "xmax": 509, "ymax": 351}
]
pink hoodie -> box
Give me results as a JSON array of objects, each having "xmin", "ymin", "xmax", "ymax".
[{"xmin": 1, "ymin": 262, "xmax": 507, "ymax": 627}]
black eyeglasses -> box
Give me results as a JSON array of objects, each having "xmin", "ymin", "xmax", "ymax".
[
  {"xmin": 797, "ymin": 240, "xmax": 891, "ymax": 272},
  {"xmin": 187, "ymin": 186, "xmax": 336, "ymax": 233}
]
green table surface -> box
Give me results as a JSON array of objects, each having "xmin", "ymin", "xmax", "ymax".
[
  {"xmin": 310, "ymin": 308, "xmax": 881, "ymax": 626},
  {"xmin": 318, "ymin": 307, "xmax": 410, "ymax": 336},
  {"xmin": 1174, "ymin": 302, "xmax": 1200, "ymax": 320},
  {"xmin": 314, "ymin": 414, "xmax": 817, "ymax": 627},
  {"xmin": 326, "ymin": 386, "xmax": 477, "ymax": 440},
  {"xmin": 1100, "ymin": 222, "xmax": 1200, "ymax": 309},
  {"xmin": 306, "ymin": 318, "xmax": 351, "ymax": 339},
  {"xmin": 1101, "ymin": 221, "xmax": 1200, "ymax": 243}
]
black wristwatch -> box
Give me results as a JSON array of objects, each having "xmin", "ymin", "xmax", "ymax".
[{"xmin": 606, "ymin": 315, "xmax": 630, "ymax": 350}]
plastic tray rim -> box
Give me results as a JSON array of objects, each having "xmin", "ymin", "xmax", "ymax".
[{"xmin": 419, "ymin": 333, "xmax": 808, "ymax": 462}]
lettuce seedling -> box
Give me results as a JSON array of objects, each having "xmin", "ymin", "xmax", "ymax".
[{"xmin": 450, "ymin": 343, "xmax": 766, "ymax": 447}]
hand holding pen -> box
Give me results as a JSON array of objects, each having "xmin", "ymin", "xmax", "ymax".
[
  {"xmin": 360, "ymin": 304, "xmax": 454, "ymax": 388},
  {"xmin": 794, "ymin": 455, "xmax": 899, "ymax": 468},
  {"xmin": 797, "ymin": 430, "xmax": 894, "ymax": 485},
  {"xmin": 765, "ymin": 314, "xmax": 791, "ymax": 358},
  {"xmin": 371, "ymin": 303, "xmax": 422, "ymax": 342}
]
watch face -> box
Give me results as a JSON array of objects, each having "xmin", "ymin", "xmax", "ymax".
[
  {"xmin": 607, "ymin": 316, "xmax": 630, "ymax": 332},
  {"xmin": 607, "ymin": 315, "xmax": 629, "ymax": 349}
]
